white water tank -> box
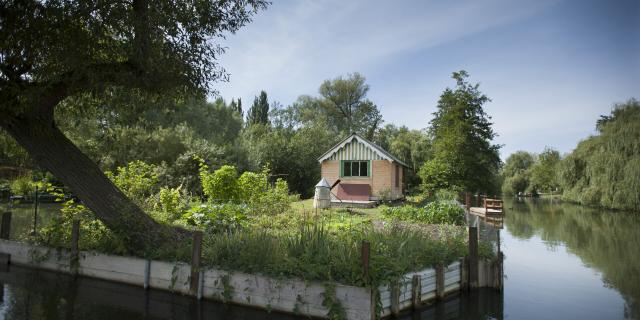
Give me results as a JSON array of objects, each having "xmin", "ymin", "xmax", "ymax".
[{"xmin": 313, "ymin": 178, "xmax": 331, "ymax": 209}]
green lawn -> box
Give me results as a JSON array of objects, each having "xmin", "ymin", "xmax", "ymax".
[{"xmin": 291, "ymin": 198, "xmax": 386, "ymax": 219}]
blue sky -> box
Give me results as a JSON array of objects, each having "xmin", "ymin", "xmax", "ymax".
[{"xmin": 213, "ymin": 0, "xmax": 639, "ymax": 158}]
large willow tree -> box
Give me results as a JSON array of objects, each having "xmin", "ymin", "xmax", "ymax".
[
  {"xmin": 0, "ymin": 0, "xmax": 267, "ymax": 253},
  {"xmin": 558, "ymin": 99, "xmax": 640, "ymax": 211}
]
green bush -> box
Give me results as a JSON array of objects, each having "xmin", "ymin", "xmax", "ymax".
[
  {"xmin": 200, "ymin": 164, "xmax": 239, "ymax": 202},
  {"xmin": 434, "ymin": 189, "xmax": 458, "ymax": 202},
  {"xmin": 199, "ymin": 164, "xmax": 291, "ymax": 215},
  {"xmin": 181, "ymin": 203, "xmax": 247, "ymax": 234},
  {"xmin": 238, "ymin": 169, "xmax": 291, "ymax": 215},
  {"xmin": 106, "ymin": 160, "xmax": 159, "ymax": 202},
  {"xmin": 152, "ymin": 186, "xmax": 186, "ymax": 223},
  {"xmin": 423, "ymin": 202, "xmax": 466, "ymax": 225},
  {"xmin": 10, "ymin": 176, "xmax": 34, "ymax": 196},
  {"xmin": 237, "ymin": 169, "xmax": 269, "ymax": 201},
  {"xmin": 382, "ymin": 201, "xmax": 465, "ymax": 225},
  {"xmin": 38, "ymin": 200, "xmax": 127, "ymax": 254}
]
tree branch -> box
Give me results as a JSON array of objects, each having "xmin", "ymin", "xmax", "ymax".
[{"xmin": 14, "ymin": 61, "xmax": 140, "ymax": 117}]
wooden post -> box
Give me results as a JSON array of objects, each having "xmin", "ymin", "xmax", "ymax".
[
  {"xmin": 465, "ymin": 192, "xmax": 471, "ymax": 211},
  {"xmin": 197, "ymin": 270, "xmax": 204, "ymax": 300},
  {"xmin": 436, "ymin": 265, "xmax": 445, "ymax": 299},
  {"xmin": 0, "ymin": 212, "xmax": 11, "ymax": 267},
  {"xmin": 460, "ymin": 257, "xmax": 469, "ymax": 291},
  {"xmin": 469, "ymin": 226, "xmax": 479, "ymax": 288},
  {"xmin": 390, "ymin": 281, "xmax": 400, "ymax": 316},
  {"xmin": 411, "ymin": 274, "xmax": 421, "ymax": 308},
  {"xmin": 190, "ymin": 231, "xmax": 203, "ymax": 295},
  {"xmin": 144, "ymin": 260, "xmax": 151, "ymax": 290},
  {"xmin": 369, "ymin": 287, "xmax": 381, "ymax": 320},
  {"xmin": 70, "ymin": 219, "xmax": 80, "ymax": 273},
  {"xmin": 0, "ymin": 212, "xmax": 11, "ymax": 240},
  {"xmin": 370, "ymin": 288, "xmax": 379, "ymax": 320},
  {"xmin": 32, "ymin": 185, "xmax": 39, "ymax": 236},
  {"xmin": 361, "ymin": 240, "xmax": 370, "ymax": 283},
  {"xmin": 494, "ymin": 252, "xmax": 504, "ymax": 291}
]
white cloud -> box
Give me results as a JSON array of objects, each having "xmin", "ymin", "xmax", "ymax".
[{"xmin": 213, "ymin": 0, "xmax": 559, "ymax": 104}]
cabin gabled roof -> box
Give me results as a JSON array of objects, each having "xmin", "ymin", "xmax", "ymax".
[{"xmin": 317, "ymin": 133, "xmax": 410, "ymax": 168}]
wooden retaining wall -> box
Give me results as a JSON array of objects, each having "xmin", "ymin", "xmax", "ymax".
[
  {"xmin": 0, "ymin": 238, "xmax": 502, "ymax": 320},
  {"xmin": 0, "ymin": 239, "xmax": 372, "ymax": 319},
  {"xmin": 378, "ymin": 261, "xmax": 463, "ymax": 318}
]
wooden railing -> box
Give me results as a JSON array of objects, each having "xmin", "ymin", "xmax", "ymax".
[{"xmin": 484, "ymin": 198, "xmax": 503, "ymax": 212}]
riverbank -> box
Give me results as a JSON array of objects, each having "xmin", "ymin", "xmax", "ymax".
[
  {"xmin": 0, "ymin": 198, "xmax": 504, "ymax": 319},
  {"xmin": 0, "ymin": 233, "xmax": 502, "ymax": 319}
]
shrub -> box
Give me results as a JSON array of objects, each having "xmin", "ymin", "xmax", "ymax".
[
  {"xmin": 382, "ymin": 201, "xmax": 465, "ymax": 225},
  {"xmin": 237, "ymin": 169, "xmax": 269, "ymax": 201},
  {"xmin": 377, "ymin": 187, "xmax": 392, "ymax": 203},
  {"xmin": 200, "ymin": 164, "xmax": 292, "ymax": 215},
  {"xmin": 106, "ymin": 160, "xmax": 159, "ymax": 202},
  {"xmin": 241, "ymin": 176, "xmax": 290, "ymax": 216},
  {"xmin": 38, "ymin": 200, "xmax": 127, "ymax": 254},
  {"xmin": 181, "ymin": 203, "xmax": 247, "ymax": 234},
  {"xmin": 423, "ymin": 202, "xmax": 466, "ymax": 225},
  {"xmin": 434, "ymin": 189, "xmax": 458, "ymax": 202},
  {"xmin": 200, "ymin": 164, "xmax": 239, "ymax": 202},
  {"xmin": 10, "ymin": 176, "xmax": 34, "ymax": 196},
  {"xmin": 152, "ymin": 186, "xmax": 186, "ymax": 223}
]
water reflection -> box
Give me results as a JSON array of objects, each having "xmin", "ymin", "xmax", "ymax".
[
  {"xmin": 400, "ymin": 289, "xmax": 503, "ymax": 320},
  {"xmin": 504, "ymin": 197, "xmax": 639, "ymax": 319},
  {"xmin": 0, "ymin": 265, "xmax": 302, "ymax": 320},
  {"xmin": 409, "ymin": 197, "xmax": 638, "ymax": 319}
]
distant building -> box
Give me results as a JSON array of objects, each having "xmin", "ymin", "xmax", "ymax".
[{"xmin": 317, "ymin": 133, "xmax": 409, "ymax": 201}]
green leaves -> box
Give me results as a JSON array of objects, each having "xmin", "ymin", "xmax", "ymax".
[
  {"xmin": 1, "ymin": 0, "xmax": 269, "ymax": 102},
  {"xmin": 501, "ymin": 148, "xmax": 560, "ymax": 196},
  {"xmin": 247, "ymin": 91, "xmax": 270, "ymax": 126},
  {"xmin": 154, "ymin": 186, "xmax": 184, "ymax": 222},
  {"xmin": 181, "ymin": 203, "xmax": 247, "ymax": 234},
  {"xmin": 381, "ymin": 201, "xmax": 466, "ymax": 225},
  {"xmin": 200, "ymin": 164, "xmax": 240, "ymax": 201},
  {"xmin": 318, "ymin": 73, "xmax": 382, "ymax": 138},
  {"xmin": 422, "ymin": 70, "xmax": 501, "ymax": 194},
  {"xmin": 199, "ymin": 163, "xmax": 292, "ymax": 215},
  {"xmin": 558, "ymin": 99, "xmax": 640, "ymax": 211},
  {"xmin": 107, "ymin": 160, "xmax": 159, "ymax": 202}
]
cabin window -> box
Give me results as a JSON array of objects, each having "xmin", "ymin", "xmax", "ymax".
[{"xmin": 341, "ymin": 160, "xmax": 369, "ymax": 177}]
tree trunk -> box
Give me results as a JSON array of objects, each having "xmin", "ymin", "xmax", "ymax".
[{"xmin": 0, "ymin": 112, "xmax": 185, "ymax": 254}]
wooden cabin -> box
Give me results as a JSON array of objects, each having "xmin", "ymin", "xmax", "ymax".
[{"xmin": 317, "ymin": 133, "xmax": 409, "ymax": 202}]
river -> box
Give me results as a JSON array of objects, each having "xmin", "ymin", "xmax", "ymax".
[{"xmin": 0, "ymin": 198, "xmax": 638, "ymax": 319}]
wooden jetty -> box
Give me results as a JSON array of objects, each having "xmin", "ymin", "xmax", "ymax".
[
  {"xmin": 469, "ymin": 198, "xmax": 504, "ymax": 216},
  {"xmin": 467, "ymin": 197, "xmax": 504, "ymax": 228}
]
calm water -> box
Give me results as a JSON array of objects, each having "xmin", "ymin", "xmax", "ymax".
[
  {"xmin": 498, "ymin": 197, "xmax": 639, "ymax": 320},
  {"xmin": 0, "ymin": 265, "xmax": 302, "ymax": 320},
  {"xmin": 0, "ymin": 198, "xmax": 638, "ymax": 319}
]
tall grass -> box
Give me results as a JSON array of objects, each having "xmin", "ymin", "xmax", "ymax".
[{"xmin": 201, "ymin": 218, "xmax": 471, "ymax": 286}]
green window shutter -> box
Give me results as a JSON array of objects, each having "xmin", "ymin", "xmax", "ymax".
[{"xmin": 367, "ymin": 160, "xmax": 371, "ymax": 177}]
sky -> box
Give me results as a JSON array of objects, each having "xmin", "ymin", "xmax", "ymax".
[{"xmin": 213, "ymin": 0, "xmax": 639, "ymax": 159}]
